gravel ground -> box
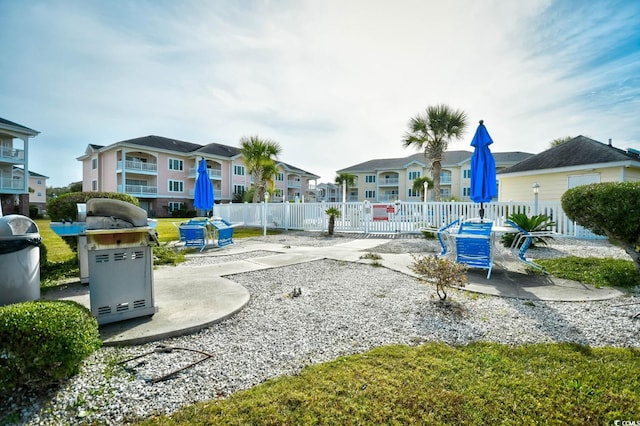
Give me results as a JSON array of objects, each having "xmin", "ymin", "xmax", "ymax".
[{"xmin": 3, "ymin": 233, "xmax": 639, "ymax": 425}]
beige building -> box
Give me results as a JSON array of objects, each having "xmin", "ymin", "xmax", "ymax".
[
  {"xmin": 498, "ymin": 136, "xmax": 640, "ymax": 202},
  {"xmin": 337, "ymin": 150, "xmax": 533, "ymax": 202}
]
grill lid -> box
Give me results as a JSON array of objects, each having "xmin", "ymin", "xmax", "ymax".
[{"xmin": 86, "ymin": 199, "xmax": 148, "ymax": 229}]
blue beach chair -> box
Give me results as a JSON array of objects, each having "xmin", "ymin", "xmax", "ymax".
[{"xmin": 455, "ymin": 220, "xmax": 493, "ymax": 279}]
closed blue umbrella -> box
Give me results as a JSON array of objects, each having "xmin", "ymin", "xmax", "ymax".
[
  {"xmin": 470, "ymin": 120, "xmax": 497, "ymax": 220},
  {"xmin": 193, "ymin": 158, "xmax": 214, "ymax": 215}
]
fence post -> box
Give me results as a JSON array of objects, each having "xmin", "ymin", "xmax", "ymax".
[
  {"xmin": 262, "ymin": 201, "xmax": 267, "ymax": 236},
  {"xmin": 363, "ymin": 200, "xmax": 370, "ymax": 233}
]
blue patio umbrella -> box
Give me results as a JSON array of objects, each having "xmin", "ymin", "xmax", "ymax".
[
  {"xmin": 193, "ymin": 158, "xmax": 214, "ymax": 215},
  {"xmin": 470, "ymin": 120, "xmax": 497, "ymax": 220}
]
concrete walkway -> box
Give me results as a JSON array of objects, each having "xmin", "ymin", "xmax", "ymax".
[{"xmin": 44, "ymin": 238, "xmax": 626, "ymax": 346}]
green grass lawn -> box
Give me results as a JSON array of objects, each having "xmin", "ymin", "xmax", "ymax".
[
  {"xmin": 35, "ymin": 219, "xmax": 75, "ymax": 263},
  {"xmin": 30, "ymin": 220, "xmax": 640, "ymax": 424},
  {"xmin": 139, "ymin": 342, "xmax": 640, "ymax": 425}
]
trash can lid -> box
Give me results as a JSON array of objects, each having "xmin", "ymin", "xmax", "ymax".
[{"xmin": 0, "ymin": 214, "xmax": 39, "ymax": 238}]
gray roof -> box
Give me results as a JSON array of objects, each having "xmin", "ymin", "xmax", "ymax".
[
  {"xmin": 11, "ymin": 167, "xmax": 48, "ymax": 178},
  {"xmin": 338, "ymin": 150, "xmax": 533, "ymax": 173},
  {"xmin": 85, "ymin": 135, "xmax": 318, "ymax": 176},
  {"xmin": 0, "ymin": 117, "xmax": 39, "ymax": 135},
  {"xmin": 195, "ymin": 142, "xmax": 241, "ymax": 158},
  {"xmin": 278, "ymin": 161, "xmax": 320, "ymax": 178},
  {"xmin": 498, "ymin": 136, "xmax": 640, "ymax": 174},
  {"xmin": 28, "ymin": 170, "xmax": 49, "ymax": 178},
  {"xmin": 117, "ymin": 135, "xmax": 203, "ymax": 153}
]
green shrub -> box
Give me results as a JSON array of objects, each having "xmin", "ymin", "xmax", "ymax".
[
  {"xmin": 0, "ymin": 300, "xmax": 102, "ymax": 393},
  {"xmin": 410, "ymin": 254, "xmax": 467, "ymax": 301},
  {"xmin": 47, "ymin": 192, "xmax": 140, "ymax": 252},
  {"xmin": 47, "ymin": 191, "xmax": 139, "ymax": 222},
  {"xmin": 562, "ymin": 182, "xmax": 640, "ymax": 274},
  {"xmin": 153, "ymin": 243, "xmax": 186, "ymax": 266}
]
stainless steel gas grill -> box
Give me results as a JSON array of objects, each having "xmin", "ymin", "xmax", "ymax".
[{"xmin": 84, "ymin": 198, "xmax": 157, "ymax": 324}]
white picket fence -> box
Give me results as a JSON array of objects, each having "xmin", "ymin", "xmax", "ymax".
[{"xmin": 213, "ymin": 201, "xmax": 603, "ymax": 239}]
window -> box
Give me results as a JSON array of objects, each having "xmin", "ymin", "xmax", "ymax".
[
  {"xmin": 92, "ymin": 158, "xmax": 97, "ymax": 169},
  {"xmin": 408, "ymin": 188, "xmax": 419, "ymax": 197},
  {"xmin": 365, "ymin": 190, "xmax": 376, "ymax": 198},
  {"xmin": 169, "ymin": 202, "xmax": 182, "ymax": 212},
  {"xmin": 463, "ymin": 187, "xmax": 471, "ymax": 196},
  {"xmin": 276, "ymin": 172, "xmax": 284, "ymax": 181},
  {"xmin": 168, "ymin": 180, "xmax": 184, "ymax": 192},
  {"xmin": 92, "ymin": 180, "xmax": 97, "ymax": 191},
  {"xmin": 365, "ymin": 175, "xmax": 376, "ymax": 183},
  {"xmin": 233, "ymin": 184, "xmax": 245, "ymax": 195},
  {"xmin": 168, "ymin": 158, "xmax": 183, "ymax": 171},
  {"xmin": 37, "ymin": 179, "xmax": 42, "ymax": 185},
  {"xmin": 408, "ymin": 171, "xmax": 421, "ymax": 180},
  {"xmin": 440, "ymin": 188, "xmax": 450, "ymax": 197},
  {"xmin": 463, "ymin": 169, "xmax": 471, "ymax": 179},
  {"xmin": 233, "ymin": 165, "xmax": 245, "ymax": 176}
]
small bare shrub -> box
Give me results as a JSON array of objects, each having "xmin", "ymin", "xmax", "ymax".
[{"xmin": 410, "ymin": 254, "xmax": 467, "ymax": 301}]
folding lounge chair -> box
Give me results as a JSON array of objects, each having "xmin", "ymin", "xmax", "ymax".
[
  {"xmin": 458, "ymin": 220, "xmax": 493, "ymax": 235},
  {"xmin": 178, "ymin": 224, "xmax": 208, "ymax": 252},
  {"xmin": 455, "ymin": 221, "xmax": 493, "ymax": 279},
  {"xmin": 505, "ymin": 220, "xmax": 556, "ymax": 272},
  {"xmin": 436, "ymin": 218, "xmax": 460, "ymax": 256}
]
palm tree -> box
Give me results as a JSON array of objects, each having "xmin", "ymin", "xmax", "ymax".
[
  {"xmin": 550, "ymin": 136, "xmax": 573, "ymax": 147},
  {"xmin": 412, "ymin": 176, "xmax": 433, "ymax": 201},
  {"xmin": 335, "ymin": 173, "xmax": 356, "ymax": 202},
  {"xmin": 261, "ymin": 162, "xmax": 278, "ymax": 201},
  {"xmin": 239, "ymin": 135, "xmax": 282, "ymax": 203},
  {"xmin": 402, "ymin": 104, "xmax": 467, "ymax": 201},
  {"xmin": 325, "ymin": 207, "xmax": 341, "ymax": 236}
]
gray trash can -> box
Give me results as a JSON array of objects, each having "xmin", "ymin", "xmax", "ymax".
[{"xmin": 0, "ymin": 215, "xmax": 41, "ymax": 306}]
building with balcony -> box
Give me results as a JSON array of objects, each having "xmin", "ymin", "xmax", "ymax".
[
  {"xmin": 272, "ymin": 162, "xmax": 320, "ymax": 202},
  {"xmin": 336, "ymin": 150, "xmax": 533, "ymax": 202},
  {"xmin": 77, "ymin": 135, "xmax": 319, "ymax": 217},
  {"xmin": 316, "ymin": 182, "xmax": 341, "ymax": 202},
  {"xmin": 0, "ymin": 117, "xmax": 39, "ymax": 216}
]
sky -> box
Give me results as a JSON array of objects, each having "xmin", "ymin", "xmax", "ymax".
[{"xmin": 1, "ymin": 0, "xmax": 639, "ymax": 187}]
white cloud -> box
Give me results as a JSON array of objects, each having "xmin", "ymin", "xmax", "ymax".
[{"xmin": 0, "ymin": 0, "xmax": 638, "ymax": 186}]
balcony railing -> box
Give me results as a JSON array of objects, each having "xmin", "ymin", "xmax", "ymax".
[
  {"xmin": 188, "ymin": 167, "xmax": 222, "ymax": 179},
  {"xmin": 0, "ymin": 146, "xmax": 25, "ymax": 162},
  {"xmin": 118, "ymin": 184, "xmax": 158, "ymax": 195},
  {"xmin": 0, "ymin": 176, "xmax": 24, "ymax": 190},
  {"xmin": 287, "ymin": 179, "xmax": 302, "ymax": 188},
  {"xmin": 379, "ymin": 178, "xmax": 399, "ymax": 186},
  {"xmin": 117, "ymin": 160, "xmax": 158, "ymax": 173},
  {"xmin": 378, "ymin": 195, "xmax": 400, "ymax": 202}
]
